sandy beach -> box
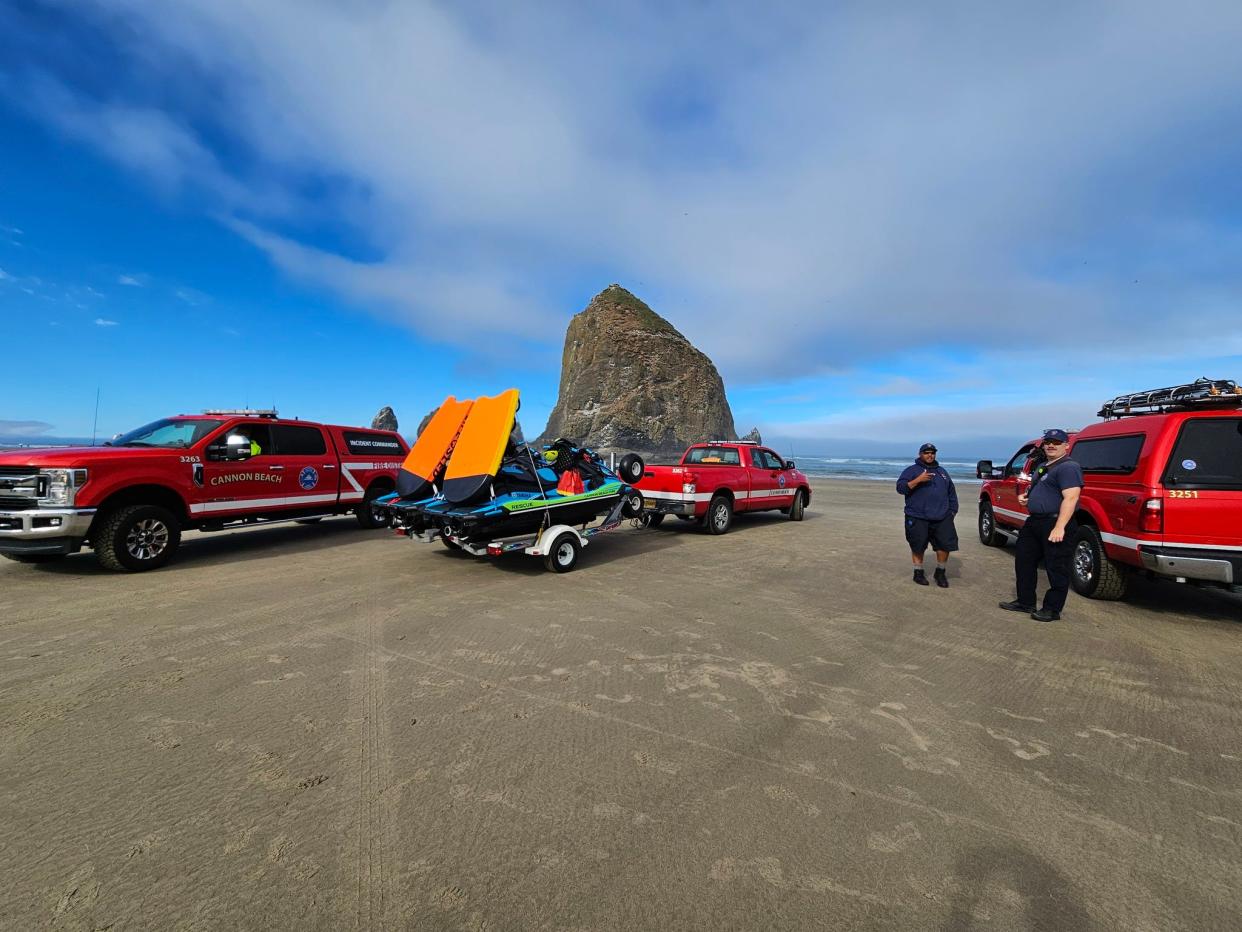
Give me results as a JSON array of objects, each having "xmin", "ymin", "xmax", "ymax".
[{"xmin": 2, "ymin": 478, "xmax": 1240, "ymax": 930}]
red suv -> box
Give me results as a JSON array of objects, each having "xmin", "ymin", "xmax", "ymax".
[{"xmin": 976, "ymin": 379, "xmax": 1242, "ymax": 600}]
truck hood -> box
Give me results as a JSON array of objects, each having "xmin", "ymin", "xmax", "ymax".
[{"xmin": 0, "ymin": 446, "xmax": 176, "ymax": 467}]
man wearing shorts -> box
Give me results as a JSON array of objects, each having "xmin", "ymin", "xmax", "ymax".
[{"xmin": 896, "ymin": 443, "xmax": 960, "ymax": 587}]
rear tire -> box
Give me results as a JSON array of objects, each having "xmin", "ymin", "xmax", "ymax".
[
  {"xmin": 2, "ymin": 553, "xmax": 66, "ymax": 565},
  {"xmin": 94, "ymin": 504, "xmax": 181, "ymax": 572},
  {"xmin": 618, "ymin": 453, "xmax": 645, "ymax": 484},
  {"xmin": 1071, "ymin": 525, "xmax": 1128, "ymax": 600},
  {"xmin": 978, "ymin": 500, "xmax": 1005, "ymax": 547},
  {"xmin": 356, "ymin": 485, "xmax": 392, "ymax": 529},
  {"xmin": 544, "ymin": 532, "xmax": 581, "ymax": 573},
  {"xmin": 706, "ymin": 494, "xmax": 733, "ymax": 535},
  {"xmin": 788, "ymin": 490, "xmax": 805, "ymax": 521}
]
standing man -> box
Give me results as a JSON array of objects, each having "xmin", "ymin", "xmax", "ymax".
[
  {"xmin": 896, "ymin": 443, "xmax": 959, "ymax": 587},
  {"xmin": 999, "ymin": 429, "xmax": 1083, "ymax": 622}
]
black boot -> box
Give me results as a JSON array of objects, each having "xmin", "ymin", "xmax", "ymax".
[
  {"xmin": 999, "ymin": 600, "xmax": 1036, "ymax": 613},
  {"xmin": 913, "ymin": 569, "xmax": 929, "ymax": 586},
  {"xmin": 934, "ymin": 567, "xmax": 949, "ymax": 588}
]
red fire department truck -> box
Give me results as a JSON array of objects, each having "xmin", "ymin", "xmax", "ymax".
[
  {"xmin": 635, "ymin": 440, "xmax": 811, "ymax": 534},
  {"xmin": 0, "ymin": 409, "xmax": 408, "ymax": 571},
  {"xmin": 976, "ymin": 378, "xmax": 1242, "ymax": 599}
]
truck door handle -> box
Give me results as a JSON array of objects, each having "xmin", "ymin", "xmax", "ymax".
[
  {"xmin": 322, "ymin": 464, "xmax": 337, "ymax": 469},
  {"xmin": 268, "ymin": 465, "xmax": 284, "ymax": 470},
  {"xmin": 1127, "ymin": 495, "xmax": 1137, "ymax": 503},
  {"xmin": 644, "ymin": 471, "xmax": 654, "ymax": 477}
]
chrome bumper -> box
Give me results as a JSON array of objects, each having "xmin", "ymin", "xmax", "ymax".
[
  {"xmin": 0, "ymin": 508, "xmax": 96, "ymax": 554},
  {"xmin": 643, "ymin": 498, "xmax": 697, "ymax": 516},
  {"xmin": 1139, "ymin": 547, "xmax": 1234, "ymax": 584}
]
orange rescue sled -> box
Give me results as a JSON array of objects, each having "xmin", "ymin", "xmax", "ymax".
[
  {"xmin": 442, "ymin": 388, "xmax": 521, "ymax": 504},
  {"xmin": 395, "ymin": 395, "xmax": 474, "ymax": 499}
]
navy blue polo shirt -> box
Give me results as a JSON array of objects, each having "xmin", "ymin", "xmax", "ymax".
[{"xmin": 1027, "ymin": 457, "xmax": 1084, "ymax": 516}]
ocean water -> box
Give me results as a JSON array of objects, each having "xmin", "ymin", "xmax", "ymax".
[{"xmin": 791, "ymin": 456, "xmax": 982, "ymax": 485}]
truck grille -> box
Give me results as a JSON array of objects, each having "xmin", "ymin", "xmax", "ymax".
[{"xmin": 0, "ymin": 495, "xmax": 38, "ymax": 511}]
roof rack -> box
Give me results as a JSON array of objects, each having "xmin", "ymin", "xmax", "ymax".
[
  {"xmin": 1098, "ymin": 378, "xmax": 1242, "ymax": 419},
  {"xmin": 201, "ymin": 408, "xmax": 279, "ymax": 418},
  {"xmin": 703, "ymin": 439, "xmax": 759, "ymax": 444}
]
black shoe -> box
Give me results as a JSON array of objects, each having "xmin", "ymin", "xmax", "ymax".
[
  {"xmin": 999, "ymin": 600, "xmax": 1036, "ymax": 613},
  {"xmin": 1031, "ymin": 609, "xmax": 1061, "ymax": 622},
  {"xmin": 913, "ymin": 570, "xmax": 929, "ymax": 586},
  {"xmin": 934, "ymin": 568, "xmax": 949, "ymax": 588}
]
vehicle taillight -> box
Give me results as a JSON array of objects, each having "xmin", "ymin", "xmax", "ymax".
[
  {"xmin": 1140, "ymin": 498, "xmax": 1163, "ymax": 534},
  {"xmin": 682, "ymin": 481, "xmax": 696, "ymax": 495}
]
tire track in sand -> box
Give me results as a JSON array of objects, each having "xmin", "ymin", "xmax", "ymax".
[{"xmin": 355, "ymin": 603, "xmax": 391, "ymax": 930}]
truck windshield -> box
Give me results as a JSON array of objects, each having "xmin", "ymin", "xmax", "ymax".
[
  {"xmin": 109, "ymin": 418, "xmax": 224, "ymax": 449},
  {"xmin": 1163, "ymin": 418, "xmax": 1242, "ymax": 490}
]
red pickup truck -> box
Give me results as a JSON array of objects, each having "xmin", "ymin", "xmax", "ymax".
[
  {"xmin": 635, "ymin": 441, "xmax": 811, "ymax": 534},
  {"xmin": 0, "ymin": 410, "xmax": 407, "ymax": 571},
  {"xmin": 976, "ymin": 378, "xmax": 1242, "ymax": 599}
]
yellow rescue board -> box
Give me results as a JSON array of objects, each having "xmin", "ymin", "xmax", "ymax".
[
  {"xmin": 443, "ymin": 388, "xmax": 520, "ymax": 504},
  {"xmin": 395, "ymin": 396, "xmax": 473, "ymax": 498}
]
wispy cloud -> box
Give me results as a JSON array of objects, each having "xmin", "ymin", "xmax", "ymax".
[
  {"xmin": 0, "ymin": 266, "xmax": 12, "ymax": 281},
  {"xmin": 94, "ymin": 317, "xmax": 119, "ymax": 327},
  {"xmin": 5, "ymin": 2, "xmax": 1242, "ymax": 387},
  {"xmin": 117, "ymin": 273, "xmax": 145, "ymax": 286},
  {"xmin": 0, "ymin": 419, "xmax": 54, "ymax": 435}
]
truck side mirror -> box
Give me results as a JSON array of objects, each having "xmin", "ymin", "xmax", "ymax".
[
  {"xmin": 784, "ymin": 460, "xmax": 795, "ymax": 470},
  {"xmin": 208, "ymin": 435, "xmax": 253, "ymax": 462},
  {"xmin": 976, "ymin": 460, "xmax": 992, "ymax": 480}
]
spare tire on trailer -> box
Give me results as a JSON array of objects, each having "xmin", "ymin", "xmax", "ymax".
[{"xmin": 617, "ymin": 453, "xmax": 645, "ymax": 484}]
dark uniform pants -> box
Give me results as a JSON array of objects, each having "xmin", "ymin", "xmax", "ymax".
[{"xmin": 1015, "ymin": 515, "xmax": 1077, "ymax": 612}]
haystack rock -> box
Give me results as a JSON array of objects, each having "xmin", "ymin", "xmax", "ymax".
[
  {"xmin": 539, "ymin": 284, "xmax": 737, "ymax": 458},
  {"xmin": 371, "ymin": 406, "xmax": 398, "ymax": 432},
  {"xmin": 742, "ymin": 427, "xmax": 762, "ymax": 444}
]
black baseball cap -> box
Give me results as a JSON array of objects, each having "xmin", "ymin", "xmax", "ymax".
[
  {"xmin": 1042, "ymin": 429, "xmax": 1069, "ymax": 444},
  {"xmin": 919, "ymin": 442, "xmax": 937, "ymax": 453}
]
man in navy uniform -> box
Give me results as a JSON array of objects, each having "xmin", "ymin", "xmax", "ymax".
[
  {"xmin": 999, "ymin": 429, "xmax": 1083, "ymax": 621},
  {"xmin": 896, "ymin": 443, "xmax": 959, "ymax": 587}
]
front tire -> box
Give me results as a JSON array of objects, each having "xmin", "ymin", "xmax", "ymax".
[
  {"xmin": 544, "ymin": 532, "xmax": 581, "ymax": 573},
  {"xmin": 706, "ymin": 494, "xmax": 733, "ymax": 535},
  {"xmin": 788, "ymin": 490, "xmax": 805, "ymax": 521},
  {"xmin": 94, "ymin": 504, "xmax": 181, "ymax": 572},
  {"xmin": 978, "ymin": 500, "xmax": 1005, "ymax": 547},
  {"xmin": 1071, "ymin": 525, "xmax": 1128, "ymax": 600}
]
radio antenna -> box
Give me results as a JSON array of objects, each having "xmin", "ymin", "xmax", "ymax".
[{"xmin": 91, "ymin": 387, "xmax": 101, "ymax": 446}]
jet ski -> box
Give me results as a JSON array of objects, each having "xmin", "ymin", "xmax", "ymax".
[{"xmin": 378, "ymin": 390, "xmax": 645, "ymax": 545}]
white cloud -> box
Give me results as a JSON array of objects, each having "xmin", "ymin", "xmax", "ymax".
[
  {"xmin": 94, "ymin": 317, "xmax": 119, "ymax": 326},
  {"xmin": 117, "ymin": 274, "xmax": 145, "ymax": 286},
  {"xmin": 6, "ymin": 1, "xmax": 1242, "ymax": 386},
  {"xmin": 0, "ymin": 419, "xmax": 54, "ymax": 435},
  {"xmin": 0, "ymin": 266, "xmax": 12, "ymax": 281}
]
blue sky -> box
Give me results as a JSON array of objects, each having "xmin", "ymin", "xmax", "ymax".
[{"xmin": 3, "ymin": 2, "xmax": 1242, "ymax": 457}]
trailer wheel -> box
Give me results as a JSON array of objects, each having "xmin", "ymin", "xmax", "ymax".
[
  {"xmin": 706, "ymin": 494, "xmax": 733, "ymax": 535},
  {"xmin": 441, "ymin": 534, "xmax": 462, "ymax": 551},
  {"xmin": 1071, "ymin": 525, "xmax": 1128, "ymax": 600},
  {"xmin": 621, "ymin": 489, "xmax": 644, "ymax": 518},
  {"xmin": 618, "ymin": 454, "xmax": 645, "ymax": 484},
  {"xmin": 544, "ymin": 532, "xmax": 581, "ymax": 573},
  {"xmin": 641, "ymin": 513, "xmax": 665, "ymax": 528}
]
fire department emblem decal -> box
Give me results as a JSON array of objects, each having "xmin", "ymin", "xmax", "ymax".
[
  {"xmin": 299, "ymin": 466, "xmax": 319, "ymax": 490},
  {"xmin": 778, "ymin": 474, "xmax": 787, "ymax": 488}
]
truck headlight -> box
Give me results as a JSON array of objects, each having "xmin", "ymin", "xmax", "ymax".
[{"xmin": 40, "ymin": 469, "xmax": 87, "ymax": 506}]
